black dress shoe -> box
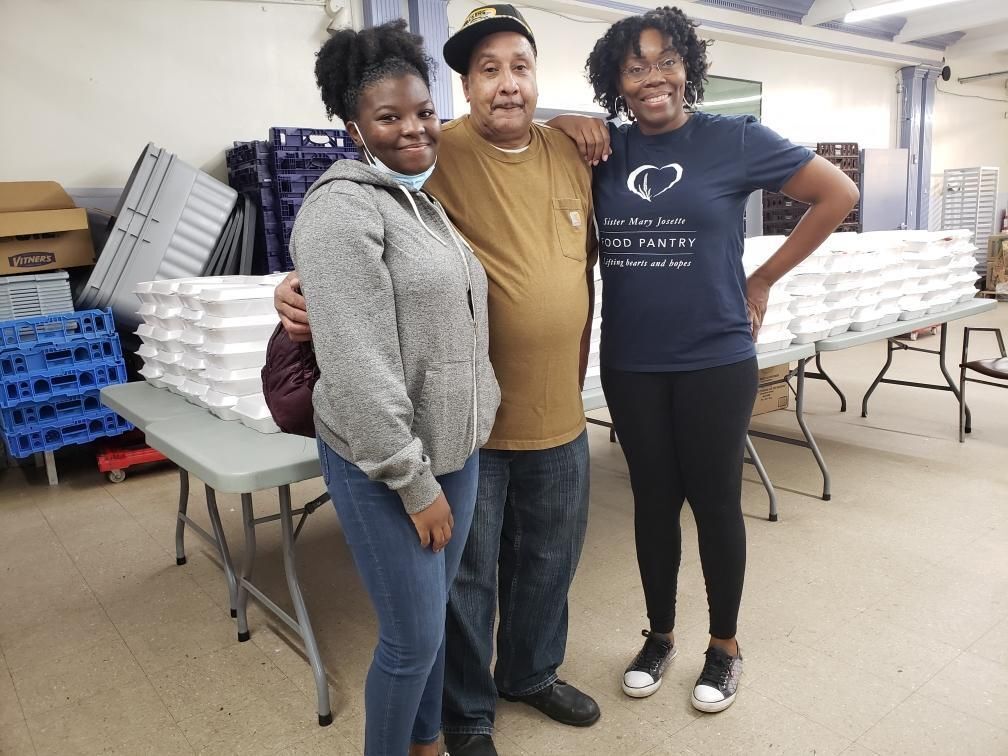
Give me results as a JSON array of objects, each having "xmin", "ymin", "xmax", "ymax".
[
  {"xmin": 500, "ymin": 680, "xmax": 601, "ymax": 727},
  {"xmin": 443, "ymin": 733, "xmax": 498, "ymax": 756}
]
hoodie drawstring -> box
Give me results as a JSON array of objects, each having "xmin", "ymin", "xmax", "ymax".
[{"xmin": 398, "ymin": 186, "xmax": 446, "ymax": 247}]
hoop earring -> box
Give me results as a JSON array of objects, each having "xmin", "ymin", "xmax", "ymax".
[
  {"xmin": 614, "ymin": 94, "xmax": 634, "ymax": 121},
  {"xmin": 683, "ymin": 81, "xmax": 699, "ymax": 110}
]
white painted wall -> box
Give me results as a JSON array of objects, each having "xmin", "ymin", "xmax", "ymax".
[
  {"xmin": 1, "ymin": 0, "xmax": 1004, "ymax": 229},
  {"xmin": 0, "ymin": 0, "xmax": 335, "ymax": 186},
  {"xmin": 447, "ymin": 4, "xmax": 899, "ymax": 148}
]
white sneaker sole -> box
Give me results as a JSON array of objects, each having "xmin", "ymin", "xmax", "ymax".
[
  {"xmin": 690, "ymin": 689, "xmax": 737, "ymax": 713},
  {"xmin": 622, "ymin": 646, "xmax": 678, "ymax": 699}
]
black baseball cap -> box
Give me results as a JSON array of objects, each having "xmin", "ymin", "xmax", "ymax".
[{"xmin": 443, "ymin": 4, "xmax": 537, "ymax": 74}]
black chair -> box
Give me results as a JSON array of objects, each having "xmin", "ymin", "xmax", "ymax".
[{"xmin": 959, "ymin": 326, "xmax": 1008, "ymax": 442}]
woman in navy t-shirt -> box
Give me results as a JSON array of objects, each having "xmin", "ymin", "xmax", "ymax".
[{"xmin": 552, "ymin": 6, "xmax": 858, "ymax": 715}]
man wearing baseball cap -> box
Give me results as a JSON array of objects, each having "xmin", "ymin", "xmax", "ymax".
[
  {"xmin": 272, "ymin": 6, "xmax": 600, "ymax": 754},
  {"xmin": 434, "ymin": 8, "xmax": 599, "ymax": 755}
]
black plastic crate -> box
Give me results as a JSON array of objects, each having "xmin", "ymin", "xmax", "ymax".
[
  {"xmin": 762, "ymin": 193, "xmax": 809, "ymax": 212},
  {"xmin": 762, "ymin": 221, "xmax": 797, "ymax": 236},
  {"xmin": 231, "ymin": 162, "xmax": 273, "ymax": 189},
  {"xmin": 226, "ymin": 140, "xmax": 272, "ymax": 169},
  {"xmin": 276, "ymin": 175, "xmax": 322, "ymax": 196},
  {"xmin": 763, "ymin": 208, "xmax": 806, "ymax": 224},
  {"xmin": 817, "ymin": 142, "xmax": 858, "ymax": 158},
  {"xmin": 825, "ymin": 155, "xmax": 860, "ymax": 172},
  {"xmin": 270, "ymin": 126, "xmax": 354, "ymax": 150}
]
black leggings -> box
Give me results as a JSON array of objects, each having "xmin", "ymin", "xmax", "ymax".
[{"xmin": 601, "ymin": 357, "xmax": 758, "ymax": 639}]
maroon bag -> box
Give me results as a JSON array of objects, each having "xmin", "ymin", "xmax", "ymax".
[{"xmin": 261, "ymin": 323, "xmax": 320, "ymax": 438}]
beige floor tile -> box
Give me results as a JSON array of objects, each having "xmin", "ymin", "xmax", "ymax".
[
  {"xmin": 177, "ymin": 683, "xmax": 319, "ymax": 755},
  {"xmin": 149, "ymin": 640, "xmax": 296, "ymax": 722},
  {"xmin": 0, "ymin": 716, "xmax": 36, "ymax": 756},
  {"xmin": 101, "ymin": 564, "xmax": 221, "ymax": 629},
  {"xmin": 10, "ymin": 637, "xmax": 148, "ymax": 718},
  {"xmin": 748, "ymin": 641, "xmax": 913, "ymax": 740},
  {"xmin": 640, "ymin": 743, "xmax": 702, "ymax": 756},
  {"xmin": 25, "ymin": 681, "xmax": 174, "ymax": 756},
  {"xmin": 969, "ymin": 616, "xmax": 1008, "ymax": 667},
  {"xmin": 858, "ymin": 692, "xmax": 1008, "ymax": 756},
  {"xmin": 915, "ymin": 650, "xmax": 1008, "ymax": 731},
  {"xmin": 116, "ymin": 602, "xmax": 238, "ymax": 675},
  {"xmin": 865, "ymin": 562, "xmax": 1008, "ymax": 651},
  {"xmin": 0, "ymin": 518, "xmax": 66, "ymax": 572},
  {"xmin": 0, "ymin": 604, "xmax": 120, "ymax": 674},
  {"xmin": 0, "ymin": 497, "xmax": 49, "ymax": 550},
  {"xmin": 0, "ymin": 565, "xmax": 97, "ymax": 638},
  {"xmin": 272, "ymin": 726, "xmax": 359, "ymax": 756},
  {"xmin": 838, "ymin": 744, "xmax": 882, "ymax": 756},
  {"xmin": 495, "ymin": 689, "xmax": 669, "ymax": 755},
  {"xmin": 40, "ymin": 496, "xmax": 149, "ymax": 561},
  {"xmin": 0, "ymin": 657, "xmax": 25, "ymax": 729},
  {"xmin": 70, "ymin": 531, "xmax": 181, "ymax": 603},
  {"xmin": 99, "ymin": 724, "xmax": 195, "ymax": 755},
  {"xmin": 676, "ymin": 687, "xmax": 851, "ymax": 756},
  {"xmin": 813, "ymin": 611, "xmax": 962, "ymax": 690}
]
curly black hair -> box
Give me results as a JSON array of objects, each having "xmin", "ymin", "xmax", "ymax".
[
  {"xmin": 315, "ymin": 19, "xmax": 435, "ymax": 122},
  {"xmin": 585, "ymin": 7, "xmax": 711, "ymax": 119}
]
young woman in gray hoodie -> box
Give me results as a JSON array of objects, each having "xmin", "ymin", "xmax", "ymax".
[{"xmin": 290, "ymin": 22, "xmax": 500, "ymax": 756}]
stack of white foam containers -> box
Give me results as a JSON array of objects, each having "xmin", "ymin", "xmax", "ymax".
[
  {"xmin": 901, "ymin": 230, "xmax": 979, "ymax": 318},
  {"xmin": 743, "ymin": 236, "xmax": 799, "ymax": 352},
  {"xmin": 134, "ymin": 275, "xmax": 287, "ymax": 434}
]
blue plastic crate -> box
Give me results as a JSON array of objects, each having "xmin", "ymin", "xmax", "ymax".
[
  {"xmin": 0, "ymin": 390, "xmax": 105, "ymax": 432},
  {"xmin": 270, "ymin": 126, "xmax": 353, "ymax": 150},
  {"xmin": 278, "ymin": 196, "xmax": 304, "ymax": 225},
  {"xmin": 0, "ymin": 360, "xmax": 127, "ymax": 408},
  {"xmin": 273, "ymin": 148, "xmax": 357, "ymax": 174},
  {"xmin": 0, "ymin": 335, "xmax": 122, "ymax": 379},
  {"xmin": 226, "ymin": 140, "xmax": 271, "ymax": 169},
  {"xmin": 2, "ymin": 407, "xmax": 133, "ymax": 458},
  {"xmin": 0, "ymin": 309, "xmax": 116, "ymax": 350}
]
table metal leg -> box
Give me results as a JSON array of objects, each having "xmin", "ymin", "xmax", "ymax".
[
  {"xmin": 236, "ymin": 493, "xmax": 256, "ymax": 642},
  {"xmin": 935, "ymin": 324, "xmax": 971, "ymax": 432},
  {"xmin": 861, "ymin": 339, "xmax": 896, "ymax": 418},
  {"xmin": 796, "ymin": 358, "xmax": 831, "ymax": 501},
  {"xmin": 745, "ymin": 435, "xmax": 778, "ymax": 522},
  {"xmin": 814, "ymin": 353, "xmax": 847, "ymax": 412},
  {"xmin": 175, "ymin": 469, "xmax": 190, "ymax": 565},
  {"xmin": 43, "ymin": 451, "xmax": 58, "ymax": 486},
  {"xmin": 279, "ymin": 485, "xmax": 333, "ymax": 727},
  {"xmin": 204, "ymin": 485, "xmax": 238, "ymax": 619}
]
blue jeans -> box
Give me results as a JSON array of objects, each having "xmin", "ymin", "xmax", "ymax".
[
  {"xmin": 442, "ymin": 430, "xmax": 591, "ymax": 736},
  {"xmin": 318, "ymin": 439, "xmax": 478, "ymax": 755}
]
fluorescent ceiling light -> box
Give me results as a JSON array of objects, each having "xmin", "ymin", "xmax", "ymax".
[
  {"xmin": 843, "ymin": 0, "xmax": 966, "ymax": 23},
  {"xmin": 702, "ymin": 94, "xmax": 764, "ymax": 107}
]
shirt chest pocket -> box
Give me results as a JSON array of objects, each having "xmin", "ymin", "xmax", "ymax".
[{"xmin": 552, "ymin": 198, "xmax": 588, "ymax": 262}]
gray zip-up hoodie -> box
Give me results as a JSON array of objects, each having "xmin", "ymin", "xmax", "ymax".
[{"xmin": 290, "ymin": 160, "xmax": 500, "ymax": 514}]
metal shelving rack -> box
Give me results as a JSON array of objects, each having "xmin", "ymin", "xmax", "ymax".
[{"xmin": 941, "ymin": 166, "xmax": 1000, "ymax": 277}]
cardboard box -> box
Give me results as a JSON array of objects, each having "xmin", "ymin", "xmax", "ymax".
[
  {"xmin": 0, "ymin": 182, "xmax": 96, "ymax": 275},
  {"xmin": 752, "ymin": 363, "xmax": 790, "ymax": 416},
  {"xmin": 986, "ymin": 234, "xmax": 1008, "ymax": 292}
]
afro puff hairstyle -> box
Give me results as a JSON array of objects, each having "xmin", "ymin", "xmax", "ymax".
[
  {"xmin": 586, "ymin": 6, "xmax": 711, "ymax": 119},
  {"xmin": 315, "ymin": 19, "xmax": 435, "ymax": 123}
]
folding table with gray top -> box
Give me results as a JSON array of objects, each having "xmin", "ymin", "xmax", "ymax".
[
  {"xmin": 811, "ymin": 299, "xmax": 997, "ymax": 427},
  {"xmin": 99, "ymin": 383, "xmax": 334, "ymax": 727}
]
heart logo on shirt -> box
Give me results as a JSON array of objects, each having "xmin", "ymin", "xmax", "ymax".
[{"xmin": 626, "ymin": 163, "xmax": 684, "ymax": 202}]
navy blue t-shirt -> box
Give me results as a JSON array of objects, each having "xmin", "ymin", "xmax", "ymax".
[{"xmin": 593, "ymin": 113, "xmax": 814, "ymax": 371}]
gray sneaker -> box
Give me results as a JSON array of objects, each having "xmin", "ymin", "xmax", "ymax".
[
  {"xmin": 691, "ymin": 645, "xmax": 742, "ymax": 713},
  {"xmin": 622, "ymin": 629, "xmax": 677, "ymax": 698}
]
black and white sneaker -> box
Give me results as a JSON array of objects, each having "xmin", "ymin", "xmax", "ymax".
[
  {"xmin": 622, "ymin": 629, "xmax": 677, "ymax": 698},
  {"xmin": 691, "ymin": 645, "xmax": 743, "ymax": 713}
]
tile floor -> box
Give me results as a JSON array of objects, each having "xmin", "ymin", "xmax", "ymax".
[{"xmin": 0, "ymin": 304, "xmax": 1006, "ymax": 755}]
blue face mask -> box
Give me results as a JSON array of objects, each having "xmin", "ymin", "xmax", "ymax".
[{"xmin": 349, "ymin": 122, "xmax": 437, "ymax": 192}]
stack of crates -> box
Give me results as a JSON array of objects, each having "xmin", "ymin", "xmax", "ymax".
[
  {"xmin": 761, "ymin": 192, "xmax": 810, "ymax": 237},
  {"xmin": 816, "ymin": 142, "xmax": 861, "ymax": 232},
  {"xmin": 0, "ymin": 309, "xmax": 132, "ymax": 459},
  {"xmin": 225, "ymin": 127, "xmax": 360, "ymax": 273}
]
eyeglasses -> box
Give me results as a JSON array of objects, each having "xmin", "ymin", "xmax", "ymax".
[{"xmin": 621, "ymin": 57, "xmax": 682, "ymax": 83}]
